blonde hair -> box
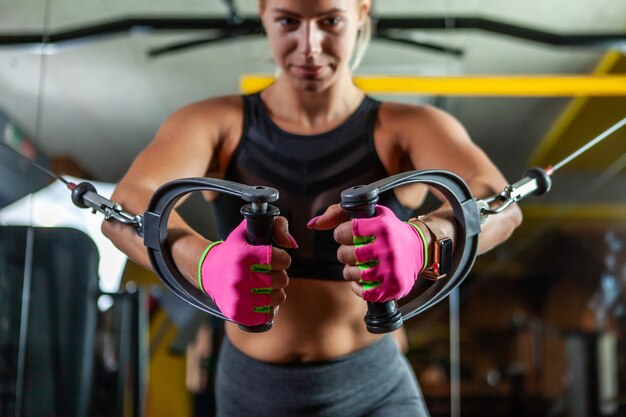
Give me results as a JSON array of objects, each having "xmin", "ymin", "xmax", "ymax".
[{"xmin": 351, "ymin": 13, "xmax": 372, "ymax": 71}]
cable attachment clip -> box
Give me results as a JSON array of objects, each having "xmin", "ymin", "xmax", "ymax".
[
  {"xmin": 477, "ymin": 167, "xmax": 552, "ymax": 224},
  {"xmin": 69, "ymin": 181, "xmax": 144, "ymax": 236}
]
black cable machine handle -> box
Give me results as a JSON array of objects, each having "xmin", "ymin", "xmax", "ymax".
[
  {"xmin": 142, "ymin": 177, "xmax": 279, "ymax": 333},
  {"xmin": 340, "ymin": 170, "xmax": 481, "ymax": 334}
]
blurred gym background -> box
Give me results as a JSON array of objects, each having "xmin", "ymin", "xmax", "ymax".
[{"xmin": 1, "ymin": 0, "xmax": 626, "ymax": 416}]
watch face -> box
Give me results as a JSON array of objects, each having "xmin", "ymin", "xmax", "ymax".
[{"xmin": 439, "ymin": 238, "xmax": 453, "ymax": 274}]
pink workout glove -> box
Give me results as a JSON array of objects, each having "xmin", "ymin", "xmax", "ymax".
[
  {"xmin": 198, "ymin": 219, "xmax": 272, "ymax": 327},
  {"xmin": 351, "ymin": 205, "xmax": 427, "ymax": 302}
]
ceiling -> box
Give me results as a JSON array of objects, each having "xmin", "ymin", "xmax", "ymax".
[{"xmin": 1, "ymin": 0, "xmax": 626, "ymax": 223}]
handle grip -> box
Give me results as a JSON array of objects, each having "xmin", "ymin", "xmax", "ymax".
[
  {"xmin": 340, "ymin": 170, "xmax": 481, "ymax": 332},
  {"xmin": 142, "ymin": 178, "xmax": 282, "ymax": 331},
  {"xmin": 238, "ymin": 202, "xmax": 280, "ymax": 332},
  {"xmin": 341, "ymin": 192, "xmax": 404, "ymax": 334}
]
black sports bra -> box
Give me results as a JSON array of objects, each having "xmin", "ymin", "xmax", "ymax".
[{"xmin": 212, "ymin": 93, "xmax": 415, "ymax": 280}]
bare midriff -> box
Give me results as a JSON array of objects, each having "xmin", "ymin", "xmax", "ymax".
[{"xmin": 225, "ymin": 278, "xmax": 383, "ymax": 363}]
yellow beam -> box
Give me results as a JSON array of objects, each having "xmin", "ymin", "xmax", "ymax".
[
  {"xmin": 530, "ymin": 51, "xmax": 626, "ymax": 171},
  {"xmin": 240, "ymin": 74, "xmax": 626, "ymax": 96}
]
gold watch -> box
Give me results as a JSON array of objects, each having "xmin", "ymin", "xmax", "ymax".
[{"xmin": 410, "ymin": 215, "xmax": 453, "ymax": 280}]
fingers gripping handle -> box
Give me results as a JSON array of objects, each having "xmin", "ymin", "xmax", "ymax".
[
  {"xmin": 239, "ymin": 202, "xmax": 280, "ymax": 332},
  {"xmin": 143, "ymin": 178, "xmax": 280, "ymax": 332},
  {"xmin": 341, "ymin": 170, "xmax": 481, "ymax": 333},
  {"xmin": 340, "ymin": 187, "xmax": 404, "ymax": 334}
]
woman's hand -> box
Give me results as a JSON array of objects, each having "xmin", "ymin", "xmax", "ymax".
[
  {"xmin": 199, "ymin": 216, "xmax": 296, "ymax": 326},
  {"xmin": 308, "ymin": 204, "xmax": 426, "ymax": 302}
]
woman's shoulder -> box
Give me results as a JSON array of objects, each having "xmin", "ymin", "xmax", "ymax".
[
  {"xmin": 151, "ymin": 94, "xmax": 245, "ymax": 151},
  {"xmin": 378, "ymin": 100, "xmax": 459, "ymax": 128},
  {"xmin": 377, "ymin": 100, "xmax": 471, "ymax": 146},
  {"xmin": 167, "ymin": 94, "xmax": 244, "ymax": 125}
]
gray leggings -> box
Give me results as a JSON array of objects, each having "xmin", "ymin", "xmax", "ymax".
[{"xmin": 215, "ymin": 336, "xmax": 430, "ymax": 417}]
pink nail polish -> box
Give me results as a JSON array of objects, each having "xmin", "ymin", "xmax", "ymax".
[
  {"xmin": 307, "ymin": 216, "xmax": 320, "ymax": 228},
  {"xmin": 288, "ymin": 234, "xmax": 299, "ymax": 249}
]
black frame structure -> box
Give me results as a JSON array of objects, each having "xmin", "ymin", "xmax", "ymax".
[{"xmin": 1, "ymin": 15, "xmax": 625, "ymax": 58}]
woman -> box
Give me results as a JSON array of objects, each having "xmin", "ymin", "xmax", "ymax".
[{"xmin": 102, "ymin": 0, "xmax": 522, "ymax": 415}]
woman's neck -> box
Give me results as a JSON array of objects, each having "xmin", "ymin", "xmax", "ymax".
[{"xmin": 261, "ymin": 72, "xmax": 364, "ymax": 134}]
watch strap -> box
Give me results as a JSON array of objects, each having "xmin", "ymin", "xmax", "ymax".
[
  {"xmin": 409, "ymin": 215, "xmax": 452, "ymax": 280},
  {"xmin": 415, "ymin": 215, "xmax": 446, "ymax": 241}
]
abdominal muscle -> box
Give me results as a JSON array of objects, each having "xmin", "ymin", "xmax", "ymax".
[{"xmin": 225, "ymin": 278, "xmax": 384, "ymax": 363}]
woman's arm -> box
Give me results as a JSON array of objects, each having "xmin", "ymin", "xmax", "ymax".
[
  {"xmin": 391, "ymin": 103, "xmax": 523, "ymax": 255},
  {"xmin": 310, "ymin": 102, "xmax": 522, "ymax": 300},
  {"xmin": 101, "ymin": 97, "xmax": 239, "ymax": 285}
]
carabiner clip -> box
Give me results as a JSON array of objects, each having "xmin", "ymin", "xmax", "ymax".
[{"xmin": 477, "ymin": 167, "xmax": 552, "ymax": 224}]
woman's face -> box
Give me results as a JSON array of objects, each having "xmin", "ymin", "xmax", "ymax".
[{"xmin": 259, "ymin": 0, "xmax": 369, "ymax": 92}]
